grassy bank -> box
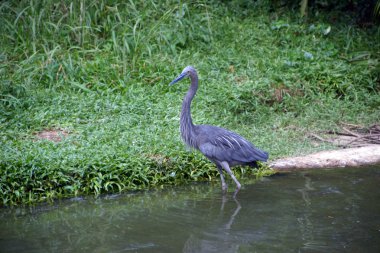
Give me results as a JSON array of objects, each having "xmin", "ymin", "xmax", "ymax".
[{"xmin": 1, "ymin": 0, "xmax": 379, "ymax": 205}]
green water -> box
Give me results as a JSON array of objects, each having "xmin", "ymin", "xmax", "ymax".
[{"xmin": 1, "ymin": 167, "xmax": 379, "ymax": 253}]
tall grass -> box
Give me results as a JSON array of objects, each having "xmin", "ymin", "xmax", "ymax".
[{"xmin": 1, "ymin": 0, "xmax": 379, "ymax": 205}]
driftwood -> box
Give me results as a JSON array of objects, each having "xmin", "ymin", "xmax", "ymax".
[{"xmin": 270, "ymin": 145, "xmax": 380, "ymax": 172}]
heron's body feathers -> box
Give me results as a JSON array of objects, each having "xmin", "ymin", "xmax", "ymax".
[{"xmin": 195, "ymin": 125, "xmax": 268, "ymax": 166}]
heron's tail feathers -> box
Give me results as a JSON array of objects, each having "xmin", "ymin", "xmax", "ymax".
[{"xmin": 250, "ymin": 148, "xmax": 269, "ymax": 162}]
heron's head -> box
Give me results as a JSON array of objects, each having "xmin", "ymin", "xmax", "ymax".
[{"xmin": 169, "ymin": 66, "xmax": 197, "ymax": 85}]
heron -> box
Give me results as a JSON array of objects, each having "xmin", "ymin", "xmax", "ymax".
[{"xmin": 169, "ymin": 66, "xmax": 269, "ymax": 192}]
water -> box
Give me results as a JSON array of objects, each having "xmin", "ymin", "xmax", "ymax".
[{"xmin": 1, "ymin": 167, "xmax": 379, "ymax": 253}]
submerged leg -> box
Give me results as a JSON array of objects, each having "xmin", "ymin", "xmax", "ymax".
[
  {"xmin": 220, "ymin": 161, "xmax": 241, "ymax": 190},
  {"xmin": 216, "ymin": 164, "xmax": 227, "ymax": 192}
]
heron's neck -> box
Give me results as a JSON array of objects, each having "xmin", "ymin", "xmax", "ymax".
[{"xmin": 180, "ymin": 75, "xmax": 198, "ymax": 147}]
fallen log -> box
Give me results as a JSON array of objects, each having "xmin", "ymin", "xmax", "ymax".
[{"xmin": 270, "ymin": 145, "xmax": 380, "ymax": 172}]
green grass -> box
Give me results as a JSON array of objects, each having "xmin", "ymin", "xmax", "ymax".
[{"xmin": 1, "ymin": 0, "xmax": 379, "ymax": 205}]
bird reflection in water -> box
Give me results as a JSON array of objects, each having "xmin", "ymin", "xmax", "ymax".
[{"xmin": 182, "ymin": 194, "xmax": 242, "ymax": 253}]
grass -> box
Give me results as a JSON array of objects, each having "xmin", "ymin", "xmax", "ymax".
[{"xmin": 1, "ymin": 0, "xmax": 379, "ymax": 206}]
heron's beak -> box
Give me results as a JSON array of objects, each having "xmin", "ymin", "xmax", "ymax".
[{"xmin": 169, "ymin": 72, "xmax": 187, "ymax": 86}]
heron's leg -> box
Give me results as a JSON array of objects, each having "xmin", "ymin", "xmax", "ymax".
[
  {"xmin": 220, "ymin": 161, "xmax": 241, "ymax": 190},
  {"xmin": 216, "ymin": 164, "xmax": 227, "ymax": 192}
]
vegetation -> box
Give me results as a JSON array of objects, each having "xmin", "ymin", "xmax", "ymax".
[{"xmin": 1, "ymin": 0, "xmax": 379, "ymax": 206}]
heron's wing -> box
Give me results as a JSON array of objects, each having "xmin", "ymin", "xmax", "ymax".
[
  {"xmin": 210, "ymin": 132, "xmax": 250, "ymax": 150},
  {"xmin": 199, "ymin": 131, "xmax": 268, "ymax": 163}
]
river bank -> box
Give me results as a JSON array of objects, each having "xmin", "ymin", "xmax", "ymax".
[{"xmin": 1, "ymin": 1, "xmax": 379, "ymax": 205}]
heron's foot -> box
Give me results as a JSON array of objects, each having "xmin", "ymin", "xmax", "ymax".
[
  {"xmin": 221, "ymin": 183, "xmax": 228, "ymax": 192},
  {"xmin": 233, "ymin": 187, "xmax": 240, "ymax": 198},
  {"xmin": 232, "ymin": 183, "xmax": 241, "ymax": 198}
]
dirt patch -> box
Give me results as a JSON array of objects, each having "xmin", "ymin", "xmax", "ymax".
[{"xmin": 35, "ymin": 129, "xmax": 69, "ymax": 142}]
